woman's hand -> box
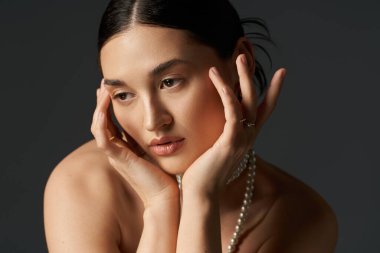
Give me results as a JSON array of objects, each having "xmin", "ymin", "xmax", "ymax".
[
  {"xmin": 90, "ymin": 80, "xmax": 179, "ymax": 208},
  {"xmin": 181, "ymin": 53, "xmax": 286, "ymax": 196}
]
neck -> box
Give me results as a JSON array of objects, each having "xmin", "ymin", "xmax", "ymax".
[
  {"xmin": 219, "ymin": 167, "xmax": 248, "ymax": 213},
  {"xmin": 220, "ymin": 152, "xmax": 262, "ymax": 215}
]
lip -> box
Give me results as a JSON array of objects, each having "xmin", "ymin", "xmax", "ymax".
[{"xmin": 148, "ymin": 137, "xmax": 185, "ymax": 156}]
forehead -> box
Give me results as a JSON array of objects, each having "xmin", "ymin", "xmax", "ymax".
[{"xmin": 100, "ymin": 24, "xmax": 217, "ymax": 76}]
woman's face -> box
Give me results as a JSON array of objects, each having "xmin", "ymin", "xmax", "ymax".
[{"xmin": 100, "ymin": 24, "xmax": 237, "ymax": 175}]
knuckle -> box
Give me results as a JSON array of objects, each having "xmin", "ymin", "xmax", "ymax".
[
  {"xmin": 120, "ymin": 149, "xmax": 138, "ymax": 167},
  {"xmin": 230, "ymin": 116, "xmax": 240, "ymax": 126},
  {"xmin": 91, "ymin": 127, "xmax": 99, "ymax": 138},
  {"xmin": 101, "ymin": 144, "xmax": 117, "ymax": 159},
  {"xmin": 96, "ymin": 139, "xmax": 108, "ymax": 150},
  {"xmin": 103, "ymin": 148, "xmax": 115, "ymax": 157},
  {"xmin": 226, "ymin": 96, "xmax": 235, "ymax": 105}
]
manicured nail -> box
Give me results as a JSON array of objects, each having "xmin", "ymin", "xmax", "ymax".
[
  {"xmin": 241, "ymin": 54, "xmax": 247, "ymax": 65},
  {"xmin": 282, "ymin": 69, "xmax": 287, "ymax": 79},
  {"xmin": 211, "ymin": 67, "xmax": 219, "ymax": 76}
]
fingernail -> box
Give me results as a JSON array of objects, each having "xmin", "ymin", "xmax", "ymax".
[
  {"xmin": 282, "ymin": 69, "xmax": 287, "ymax": 79},
  {"xmin": 211, "ymin": 67, "xmax": 219, "ymax": 76},
  {"xmin": 241, "ymin": 54, "xmax": 247, "ymax": 65}
]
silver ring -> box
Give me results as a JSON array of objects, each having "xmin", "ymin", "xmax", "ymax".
[{"xmin": 240, "ymin": 118, "xmax": 256, "ymax": 128}]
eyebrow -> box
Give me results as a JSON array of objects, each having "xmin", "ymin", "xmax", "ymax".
[{"xmin": 103, "ymin": 58, "xmax": 191, "ymax": 87}]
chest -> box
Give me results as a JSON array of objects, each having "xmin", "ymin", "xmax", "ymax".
[
  {"xmin": 114, "ymin": 171, "xmax": 275, "ymax": 253},
  {"xmin": 115, "ymin": 201, "xmax": 270, "ymax": 253}
]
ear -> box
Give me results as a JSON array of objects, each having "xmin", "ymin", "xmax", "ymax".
[
  {"xmin": 232, "ymin": 36, "xmax": 255, "ymax": 74},
  {"xmin": 230, "ymin": 37, "xmax": 255, "ymax": 101}
]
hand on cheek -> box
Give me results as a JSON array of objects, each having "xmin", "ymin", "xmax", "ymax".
[{"xmin": 181, "ymin": 53, "xmax": 286, "ymax": 195}]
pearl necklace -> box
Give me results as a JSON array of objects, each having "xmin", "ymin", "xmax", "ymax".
[
  {"xmin": 227, "ymin": 149, "xmax": 256, "ymax": 252},
  {"xmin": 175, "ymin": 149, "xmax": 256, "ymax": 253}
]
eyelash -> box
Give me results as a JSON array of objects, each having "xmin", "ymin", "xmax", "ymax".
[
  {"xmin": 159, "ymin": 78, "xmax": 182, "ymax": 89},
  {"xmin": 112, "ymin": 92, "xmax": 134, "ymax": 101},
  {"xmin": 112, "ymin": 78, "xmax": 183, "ymax": 101}
]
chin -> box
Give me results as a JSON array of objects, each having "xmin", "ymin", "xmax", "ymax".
[
  {"xmin": 151, "ymin": 150, "xmax": 199, "ymax": 175},
  {"xmin": 156, "ymin": 157, "xmax": 190, "ymax": 175},
  {"xmin": 148, "ymin": 141, "xmax": 211, "ymax": 175}
]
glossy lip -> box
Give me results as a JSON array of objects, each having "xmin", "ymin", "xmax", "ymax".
[
  {"xmin": 149, "ymin": 136, "xmax": 184, "ymax": 146},
  {"xmin": 148, "ymin": 137, "xmax": 185, "ymax": 156}
]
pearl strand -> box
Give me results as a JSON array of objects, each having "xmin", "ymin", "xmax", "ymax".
[
  {"xmin": 227, "ymin": 149, "xmax": 256, "ymax": 253},
  {"xmin": 227, "ymin": 152, "xmax": 250, "ymax": 185},
  {"xmin": 175, "ymin": 149, "xmax": 256, "ymax": 253}
]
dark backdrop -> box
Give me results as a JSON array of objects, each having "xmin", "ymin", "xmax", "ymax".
[{"xmin": 0, "ymin": 0, "xmax": 379, "ymax": 252}]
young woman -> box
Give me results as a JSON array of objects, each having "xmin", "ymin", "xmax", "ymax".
[{"xmin": 44, "ymin": 0, "xmax": 338, "ymax": 252}]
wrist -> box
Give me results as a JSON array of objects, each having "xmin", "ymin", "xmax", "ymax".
[
  {"xmin": 144, "ymin": 183, "xmax": 180, "ymax": 209},
  {"xmin": 143, "ymin": 195, "xmax": 180, "ymax": 223},
  {"xmin": 178, "ymin": 189, "xmax": 222, "ymax": 252},
  {"xmin": 140, "ymin": 191, "xmax": 180, "ymax": 253},
  {"xmin": 182, "ymin": 187, "xmax": 220, "ymax": 207},
  {"xmin": 181, "ymin": 179, "xmax": 222, "ymax": 200}
]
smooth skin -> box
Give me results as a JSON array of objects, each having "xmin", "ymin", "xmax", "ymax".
[{"xmin": 44, "ymin": 24, "xmax": 338, "ymax": 253}]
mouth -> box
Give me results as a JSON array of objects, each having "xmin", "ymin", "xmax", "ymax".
[{"xmin": 148, "ymin": 138, "xmax": 185, "ymax": 156}]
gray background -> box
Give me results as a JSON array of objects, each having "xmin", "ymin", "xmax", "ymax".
[{"xmin": 0, "ymin": 0, "xmax": 379, "ymax": 252}]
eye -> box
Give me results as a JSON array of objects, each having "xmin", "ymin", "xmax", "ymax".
[
  {"xmin": 160, "ymin": 78, "xmax": 182, "ymax": 89},
  {"xmin": 112, "ymin": 92, "xmax": 135, "ymax": 101}
]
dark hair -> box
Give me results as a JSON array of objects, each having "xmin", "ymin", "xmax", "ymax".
[{"xmin": 97, "ymin": 0, "xmax": 275, "ymax": 97}]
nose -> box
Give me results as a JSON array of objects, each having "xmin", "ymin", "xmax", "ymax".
[{"xmin": 143, "ymin": 97, "xmax": 173, "ymax": 131}]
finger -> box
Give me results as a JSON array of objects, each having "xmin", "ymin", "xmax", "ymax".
[
  {"xmin": 98, "ymin": 81, "xmax": 111, "ymax": 112},
  {"xmin": 236, "ymin": 54, "xmax": 257, "ymax": 122},
  {"xmin": 93, "ymin": 99, "xmax": 140, "ymax": 162},
  {"xmin": 96, "ymin": 110, "xmax": 162, "ymax": 185},
  {"xmin": 256, "ymin": 68, "xmax": 286, "ymax": 131},
  {"xmin": 105, "ymin": 94, "xmax": 123, "ymax": 139},
  {"xmin": 92, "ymin": 79, "xmax": 105, "ymax": 127},
  {"xmin": 97, "ymin": 109, "xmax": 136, "ymax": 160},
  {"xmin": 121, "ymin": 130, "xmax": 146, "ymax": 156},
  {"xmin": 92, "ymin": 81, "xmax": 109, "ymax": 134},
  {"xmin": 96, "ymin": 78, "xmax": 104, "ymax": 104},
  {"xmin": 96, "ymin": 82, "xmax": 144, "ymax": 155},
  {"xmin": 92, "ymin": 82, "xmax": 117, "ymax": 143},
  {"xmin": 96, "ymin": 84, "xmax": 119, "ymax": 138},
  {"xmin": 92, "ymin": 111, "xmax": 116, "ymax": 156},
  {"xmin": 209, "ymin": 66, "xmax": 243, "ymax": 142},
  {"xmin": 98, "ymin": 82, "xmax": 121, "ymax": 138}
]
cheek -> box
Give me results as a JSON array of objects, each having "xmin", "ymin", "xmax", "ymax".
[
  {"xmin": 112, "ymin": 103, "xmax": 144, "ymax": 144},
  {"xmin": 179, "ymin": 77, "xmax": 226, "ymax": 147}
]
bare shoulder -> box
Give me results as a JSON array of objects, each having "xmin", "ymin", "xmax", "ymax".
[
  {"xmin": 43, "ymin": 139, "xmax": 132, "ymax": 252},
  {"xmin": 253, "ymin": 156, "xmax": 338, "ymax": 253},
  {"xmin": 44, "ymin": 139, "xmax": 126, "ymax": 203}
]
